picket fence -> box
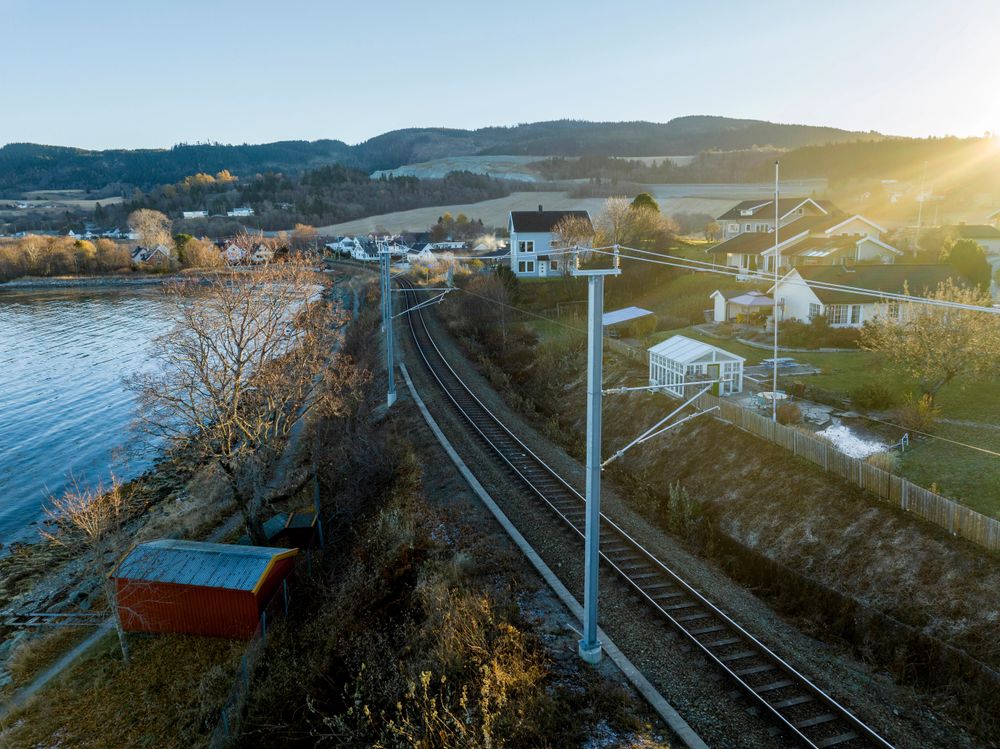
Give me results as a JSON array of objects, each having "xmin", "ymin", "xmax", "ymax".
[{"xmin": 692, "ymin": 392, "xmax": 1000, "ymax": 553}]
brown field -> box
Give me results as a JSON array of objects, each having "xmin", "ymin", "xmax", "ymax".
[{"xmin": 317, "ymin": 189, "xmax": 744, "ymax": 234}]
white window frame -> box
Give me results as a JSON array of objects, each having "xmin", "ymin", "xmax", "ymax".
[
  {"xmin": 519, "ymin": 240, "xmax": 534, "ymax": 253},
  {"xmin": 808, "ymin": 303, "xmax": 821, "ymax": 320}
]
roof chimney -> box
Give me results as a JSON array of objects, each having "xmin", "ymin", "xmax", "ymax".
[{"xmin": 538, "ymin": 204, "xmax": 543, "ymax": 212}]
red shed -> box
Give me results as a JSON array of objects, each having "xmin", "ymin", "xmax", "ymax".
[{"xmin": 114, "ymin": 539, "xmax": 297, "ymax": 639}]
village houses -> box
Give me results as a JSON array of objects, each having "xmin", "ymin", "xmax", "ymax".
[{"xmin": 709, "ymin": 198, "xmax": 899, "ymax": 275}]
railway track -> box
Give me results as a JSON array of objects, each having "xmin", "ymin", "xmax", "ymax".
[{"xmin": 398, "ymin": 279, "xmax": 895, "ymax": 749}]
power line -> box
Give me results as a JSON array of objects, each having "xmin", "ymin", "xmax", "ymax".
[
  {"xmin": 592, "ymin": 246, "xmax": 1000, "ymax": 315},
  {"xmin": 446, "ymin": 266, "xmax": 1000, "ymax": 463}
]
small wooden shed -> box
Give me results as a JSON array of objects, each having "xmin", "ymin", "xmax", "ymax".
[{"xmin": 114, "ymin": 539, "xmax": 297, "ymax": 639}]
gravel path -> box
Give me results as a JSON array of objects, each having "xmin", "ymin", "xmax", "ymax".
[{"xmin": 397, "ymin": 306, "xmax": 975, "ymax": 749}]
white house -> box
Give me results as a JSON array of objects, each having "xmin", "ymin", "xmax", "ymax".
[
  {"xmin": 251, "ymin": 244, "xmax": 274, "ymax": 264},
  {"xmin": 769, "ymin": 264, "xmax": 959, "ymax": 328},
  {"xmin": 227, "ymin": 207, "xmax": 254, "ymax": 218},
  {"xmin": 709, "ymin": 289, "xmax": 774, "ymax": 323},
  {"xmin": 709, "ymin": 206, "xmax": 897, "ymax": 275},
  {"xmin": 648, "ymin": 335, "xmax": 744, "ymax": 397},
  {"xmin": 223, "ymin": 243, "xmax": 247, "ymax": 264},
  {"xmin": 715, "ymin": 197, "xmax": 837, "ymax": 240},
  {"xmin": 131, "ymin": 244, "xmax": 172, "ymax": 265},
  {"xmin": 182, "ymin": 210, "xmax": 208, "ymax": 219},
  {"xmin": 508, "ymin": 206, "xmax": 592, "ymax": 278}
]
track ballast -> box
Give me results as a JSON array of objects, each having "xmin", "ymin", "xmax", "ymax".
[{"xmin": 399, "ymin": 278, "xmax": 895, "ymax": 749}]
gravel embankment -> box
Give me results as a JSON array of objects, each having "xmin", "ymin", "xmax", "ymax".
[{"xmin": 396, "ymin": 307, "xmax": 976, "ymax": 749}]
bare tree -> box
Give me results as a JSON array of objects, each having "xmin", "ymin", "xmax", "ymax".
[
  {"xmin": 291, "ymin": 223, "xmax": 319, "ymax": 253},
  {"xmin": 128, "ymin": 209, "xmax": 173, "ymax": 250},
  {"xmin": 861, "ymin": 279, "xmax": 1000, "ymax": 402},
  {"xmin": 42, "ymin": 479, "xmax": 133, "ymax": 662},
  {"xmin": 128, "ymin": 261, "xmax": 339, "ymax": 543},
  {"xmin": 594, "ymin": 195, "xmax": 676, "ymax": 249}
]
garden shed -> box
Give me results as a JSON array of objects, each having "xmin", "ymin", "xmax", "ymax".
[
  {"xmin": 114, "ymin": 539, "xmax": 297, "ymax": 639},
  {"xmin": 648, "ymin": 334, "xmax": 744, "ymax": 397}
]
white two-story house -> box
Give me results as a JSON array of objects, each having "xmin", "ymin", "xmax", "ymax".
[{"xmin": 508, "ymin": 206, "xmax": 592, "ymax": 278}]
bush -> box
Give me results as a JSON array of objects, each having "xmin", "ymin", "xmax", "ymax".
[
  {"xmin": 776, "ymin": 402, "xmax": 802, "ymax": 424},
  {"xmin": 867, "ymin": 451, "xmax": 901, "ymax": 473},
  {"xmin": 850, "ymin": 381, "xmax": 900, "ymax": 411},
  {"xmin": 894, "ymin": 393, "xmax": 940, "ymax": 432}
]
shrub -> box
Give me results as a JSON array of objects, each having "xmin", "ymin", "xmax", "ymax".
[
  {"xmin": 776, "ymin": 402, "xmax": 802, "ymax": 424},
  {"xmin": 894, "ymin": 393, "xmax": 940, "ymax": 432},
  {"xmin": 867, "ymin": 451, "xmax": 901, "ymax": 473},
  {"xmin": 850, "ymin": 381, "xmax": 900, "ymax": 411}
]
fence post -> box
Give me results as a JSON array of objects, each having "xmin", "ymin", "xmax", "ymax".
[
  {"xmin": 261, "ymin": 610, "xmax": 267, "ymax": 639},
  {"xmin": 283, "ymin": 579, "xmax": 289, "ymax": 617},
  {"xmin": 242, "ymin": 655, "xmax": 249, "ymax": 689}
]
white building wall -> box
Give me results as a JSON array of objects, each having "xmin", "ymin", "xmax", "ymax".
[
  {"xmin": 773, "ymin": 271, "xmax": 822, "ymax": 322},
  {"xmin": 509, "ymin": 228, "xmax": 558, "ymax": 278},
  {"xmin": 712, "ymin": 293, "xmax": 727, "ymax": 322}
]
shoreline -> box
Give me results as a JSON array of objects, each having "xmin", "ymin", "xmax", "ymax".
[{"xmin": 0, "ymin": 274, "xmax": 182, "ymax": 290}]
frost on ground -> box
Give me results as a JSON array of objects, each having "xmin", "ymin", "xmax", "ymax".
[{"xmin": 816, "ymin": 424, "xmax": 886, "ymax": 459}]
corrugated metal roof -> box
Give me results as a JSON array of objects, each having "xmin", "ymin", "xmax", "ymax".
[
  {"xmin": 116, "ymin": 539, "xmax": 296, "ymax": 592},
  {"xmin": 647, "ymin": 334, "xmax": 744, "ymax": 364},
  {"xmin": 602, "ymin": 306, "xmax": 654, "ymax": 326}
]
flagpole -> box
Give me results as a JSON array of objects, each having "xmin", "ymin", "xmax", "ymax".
[{"xmin": 772, "ymin": 161, "xmax": 780, "ymax": 423}]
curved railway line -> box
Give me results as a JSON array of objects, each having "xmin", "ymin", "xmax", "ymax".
[{"xmin": 398, "ymin": 278, "xmax": 895, "ymax": 749}]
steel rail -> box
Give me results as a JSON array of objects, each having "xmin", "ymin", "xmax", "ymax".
[{"xmin": 398, "ymin": 278, "xmax": 895, "ymax": 749}]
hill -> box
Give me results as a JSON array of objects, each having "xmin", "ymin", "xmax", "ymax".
[{"xmin": 0, "ymin": 116, "xmax": 879, "ymax": 193}]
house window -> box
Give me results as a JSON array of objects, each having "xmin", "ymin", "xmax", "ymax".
[
  {"xmin": 808, "ymin": 303, "xmax": 821, "ymax": 320},
  {"xmin": 550, "ymin": 260, "xmax": 558, "ymax": 270},
  {"xmin": 745, "ymin": 223, "xmax": 752, "ymax": 232},
  {"xmin": 825, "ymin": 304, "xmax": 862, "ymax": 325},
  {"xmin": 518, "ymin": 240, "xmax": 534, "ymax": 253},
  {"xmin": 826, "ymin": 305, "xmax": 848, "ymax": 325},
  {"xmin": 729, "ymin": 223, "xmax": 740, "ymax": 233},
  {"xmin": 517, "ymin": 261, "xmax": 525, "ymax": 273},
  {"xmin": 887, "ymin": 301, "xmax": 900, "ymax": 319}
]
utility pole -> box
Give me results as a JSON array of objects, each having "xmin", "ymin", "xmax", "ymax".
[
  {"xmin": 573, "ymin": 247, "xmax": 620, "ymax": 665},
  {"xmin": 379, "ymin": 242, "xmax": 396, "ymax": 408},
  {"xmin": 772, "ymin": 160, "xmax": 780, "ymax": 423}
]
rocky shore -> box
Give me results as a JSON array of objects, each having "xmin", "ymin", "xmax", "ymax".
[{"xmin": 0, "ymin": 274, "xmax": 181, "ymax": 289}]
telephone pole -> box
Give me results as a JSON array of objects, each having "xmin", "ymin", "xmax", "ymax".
[{"xmin": 573, "ymin": 248, "xmax": 620, "ymax": 664}]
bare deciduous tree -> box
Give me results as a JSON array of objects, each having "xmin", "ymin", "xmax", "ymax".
[
  {"xmin": 128, "ymin": 209, "xmax": 173, "ymax": 249},
  {"xmin": 128, "ymin": 261, "xmax": 339, "ymax": 543},
  {"xmin": 42, "ymin": 479, "xmax": 133, "ymax": 662},
  {"xmin": 861, "ymin": 279, "xmax": 1000, "ymax": 401}
]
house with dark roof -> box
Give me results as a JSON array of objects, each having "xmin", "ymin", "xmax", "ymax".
[
  {"xmin": 508, "ymin": 205, "xmax": 592, "ymax": 278},
  {"xmin": 716, "ymin": 198, "xmax": 838, "ymax": 240},
  {"xmin": 769, "ymin": 264, "xmax": 959, "ymax": 328},
  {"xmin": 709, "ymin": 208, "xmax": 897, "ymax": 276}
]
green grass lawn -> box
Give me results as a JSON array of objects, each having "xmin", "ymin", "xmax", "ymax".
[{"xmin": 901, "ymin": 424, "xmax": 1000, "ymax": 519}]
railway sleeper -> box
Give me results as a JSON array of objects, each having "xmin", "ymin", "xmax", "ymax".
[{"xmin": 813, "ymin": 731, "xmax": 859, "ymax": 748}]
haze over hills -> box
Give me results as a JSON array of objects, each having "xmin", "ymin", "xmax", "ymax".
[{"xmin": 0, "ymin": 116, "xmax": 882, "ymax": 193}]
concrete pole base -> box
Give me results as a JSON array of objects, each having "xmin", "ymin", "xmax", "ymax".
[
  {"xmin": 387, "ymin": 391, "xmax": 397, "ymax": 408},
  {"xmin": 578, "ymin": 639, "xmax": 603, "ymax": 664}
]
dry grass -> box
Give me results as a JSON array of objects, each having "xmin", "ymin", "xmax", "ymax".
[
  {"xmin": 7, "ymin": 627, "xmax": 95, "ymax": 690},
  {"xmin": 1, "ymin": 632, "xmax": 244, "ymax": 748}
]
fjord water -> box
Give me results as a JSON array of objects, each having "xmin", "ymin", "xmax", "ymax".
[{"xmin": 0, "ymin": 287, "xmax": 173, "ymax": 546}]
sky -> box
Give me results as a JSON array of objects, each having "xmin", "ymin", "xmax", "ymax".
[{"xmin": 2, "ymin": 0, "xmax": 999, "ymax": 150}]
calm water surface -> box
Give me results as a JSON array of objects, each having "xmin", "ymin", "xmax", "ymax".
[{"xmin": 0, "ymin": 287, "xmax": 173, "ymax": 546}]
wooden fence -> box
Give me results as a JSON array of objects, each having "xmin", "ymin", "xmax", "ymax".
[{"xmin": 693, "ymin": 392, "xmax": 1000, "ymax": 553}]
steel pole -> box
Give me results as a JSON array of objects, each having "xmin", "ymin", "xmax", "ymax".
[
  {"xmin": 381, "ymin": 250, "xmax": 396, "ymax": 407},
  {"xmin": 579, "ymin": 274, "xmax": 604, "ymax": 664}
]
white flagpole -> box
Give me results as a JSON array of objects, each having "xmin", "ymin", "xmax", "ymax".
[{"xmin": 772, "ymin": 161, "xmax": 780, "ymax": 423}]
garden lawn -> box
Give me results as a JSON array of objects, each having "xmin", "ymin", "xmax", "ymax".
[{"xmin": 900, "ymin": 424, "xmax": 1000, "ymax": 520}]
